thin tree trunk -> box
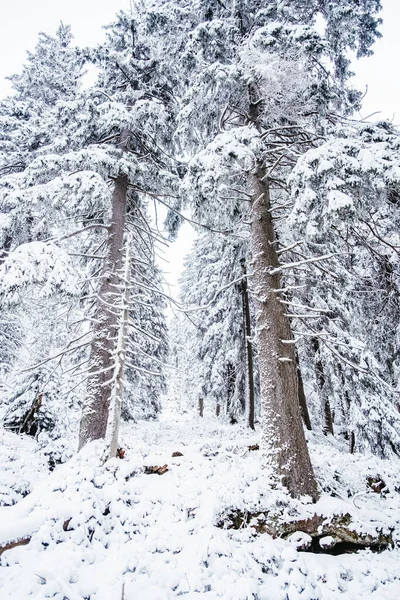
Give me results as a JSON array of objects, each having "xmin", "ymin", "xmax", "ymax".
[
  {"xmin": 105, "ymin": 237, "xmax": 132, "ymax": 459},
  {"xmin": 312, "ymin": 337, "xmax": 334, "ymax": 436},
  {"xmin": 297, "ymin": 356, "xmax": 312, "ymax": 431},
  {"xmin": 249, "ymin": 163, "xmax": 319, "ymax": 500},
  {"xmin": 78, "ymin": 172, "xmax": 129, "ymax": 450},
  {"xmin": 240, "ymin": 258, "xmax": 255, "ymax": 430},
  {"xmin": 199, "ymin": 397, "xmax": 204, "ymax": 417}
]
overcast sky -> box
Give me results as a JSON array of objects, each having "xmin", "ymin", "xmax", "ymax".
[
  {"xmin": 0, "ymin": 0, "xmax": 398, "ymax": 298},
  {"xmin": 0, "ymin": 0, "xmax": 398, "ymax": 120}
]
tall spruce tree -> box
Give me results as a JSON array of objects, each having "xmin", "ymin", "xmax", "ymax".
[
  {"xmin": 0, "ymin": 25, "xmax": 88, "ymax": 440},
  {"xmin": 141, "ymin": 0, "xmax": 383, "ymax": 498},
  {"xmin": 0, "ymin": 18, "xmax": 171, "ymax": 454}
]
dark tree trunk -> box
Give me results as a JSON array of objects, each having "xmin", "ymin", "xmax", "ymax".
[
  {"xmin": 199, "ymin": 397, "xmax": 204, "ymax": 417},
  {"xmin": 78, "ymin": 173, "xmax": 129, "ymax": 449},
  {"xmin": 349, "ymin": 431, "xmax": 356, "ymax": 454},
  {"xmin": 240, "ymin": 258, "xmax": 255, "ymax": 430},
  {"xmin": 249, "ymin": 164, "xmax": 319, "ymax": 501},
  {"xmin": 297, "ymin": 356, "xmax": 312, "ymax": 431},
  {"xmin": 0, "ymin": 234, "xmax": 12, "ymax": 265},
  {"xmin": 312, "ymin": 337, "xmax": 334, "ymax": 436}
]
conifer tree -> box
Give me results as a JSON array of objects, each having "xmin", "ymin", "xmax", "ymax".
[
  {"xmin": 288, "ymin": 121, "xmax": 400, "ymax": 457},
  {"xmin": 0, "ymin": 18, "xmax": 171, "ymax": 454},
  {"xmin": 147, "ymin": 0, "xmax": 383, "ymax": 498},
  {"xmin": 180, "ymin": 232, "xmax": 257, "ymax": 423}
]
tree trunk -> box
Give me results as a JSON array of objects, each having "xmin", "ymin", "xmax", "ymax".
[
  {"xmin": 78, "ymin": 173, "xmax": 129, "ymax": 449},
  {"xmin": 249, "ymin": 164, "xmax": 319, "ymax": 501},
  {"xmin": 0, "ymin": 234, "xmax": 12, "ymax": 265},
  {"xmin": 240, "ymin": 258, "xmax": 255, "ymax": 430},
  {"xmin": 297, "ymin": 356, "xmax": 312, "ymax": 431},
  {"xmin": 199, "ymin": 397, "xmax": 204, "ymax": 417},
  {"xmin": 312, "ymin": 337, "xmax": 334, "ymax": 436}
]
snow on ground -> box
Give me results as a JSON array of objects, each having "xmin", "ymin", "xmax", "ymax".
[{"xmin": 0, "ymin": 415, "xmax": 400, "ymax": 599}]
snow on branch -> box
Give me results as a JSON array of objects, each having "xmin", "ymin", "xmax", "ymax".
[
  {"xmin": 180, "ymin": 273, "xmax": 251, "ymax": 313},
  {"xmin": 269, "ymin": 253, "xmax": 337, "ymax": 275},
  {"xmin": 0, "ymin": 242, "xmax": 78, "ymax": 301}
]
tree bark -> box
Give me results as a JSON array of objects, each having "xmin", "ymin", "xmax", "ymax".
[
  {"xmin": 297, "ymin": 356, "xmax": 312, "ymax": 431},
  {"xmin": 0, "ymin": 234, "xmax": 12, "ymax": 265},
  {"xmin": 199, "ymin": 397, "xmax": 204, "ymax": 417},
  {"xmin": 312, "ymin": 337, "xmax": 334, "ymax": 436},
  {"xmin": 249, "ymin": 164, "xmax": 319, "ymax": 500},
  {"xmin": 78, "ymin": 172, "xmax": 128, "ymax": 449},
  {"xmin": 240, "ymin": 258, "xmax": 255, "ymax": 430}
]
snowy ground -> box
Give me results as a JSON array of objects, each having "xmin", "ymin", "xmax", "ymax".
[{"xmin": 1, "ymin": 415, "xmax": 400, "ymax": 599}]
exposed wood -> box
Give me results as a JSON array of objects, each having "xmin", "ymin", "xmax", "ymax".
[
  {"xmin": 312, "ymin": 337, "xmax": 334, "ymax": 436},
  {"xmin": 0, "ymin": 233, "xmax": 12, "ymax": 266},
  {"xmin": 350, "ymin": 431, "xmax": 356, "ymax": 454},
  {"xmin": 219, "ymin": 509, "xmax": 394, "ymax": 551},
  {"xmin": 116, "ymin": 448, "xmax": 126, "ymax": 459},
  {"xmin": 63, "ymin": 519, "xmax": 73, "ymax": 532},
  {"xmin": 0, "ymin": 537, "xmax": 31, "ymax": 556},
  {"xmin": 297, "ymin": 358, "xmax": 312, "ymax": 430},
  {"xmin": 18, "ymin": 393, "xmax": 43, "ymax": 436},
  {"xmin": 144, "ymin": 464, "xmax": 169, "ymax": 475},
  {"xmin": 198, "ymin": 397, "xmax": 204, "ymax": 417}
]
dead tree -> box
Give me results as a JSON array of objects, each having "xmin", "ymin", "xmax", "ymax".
[{"xmin": 79, "ymin": 133, "xmax": 130, "ymax": 449}]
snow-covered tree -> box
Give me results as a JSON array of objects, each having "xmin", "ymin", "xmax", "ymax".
[
  {"xmin": 0, "ymin": 17, "xmax": 171, "ymax": 455},
  {"xmin": 165, "ymin": 312, "xmax": 201, "ymax": 415},
  {"xmin": 288, "ymin": 121, "xmax": 400, "ymax": 457},
  {"xmin": 122, "ymin": 202, "xmax": 168, "ymax": 422},
  {"xmin": 151, "ymin": 0, "xmax": 384, "ymax": 499},
  {"xmin": 78, "ymin": 12, "xmax": 177, "ymax": 451},
  {"xmin": 0, "ymin": 25, "xmax": 88, "ymax": 441},
  {"xmin": 180, "ymin": 232, "xmax": 256, "ymax": 423}
]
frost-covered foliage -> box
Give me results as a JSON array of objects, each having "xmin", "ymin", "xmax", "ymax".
[
  {"xmin": 0, "ymin": 14, "xmax": 172, "ymax": 443},
  {"xmin": 122, "ymin": 204, "xmax": 168, "ymax": 421},
  {"xmin": 287, "ymin": 122, "xmax": 400, "ymax": 456},
  {"xmin": 179, "ymin": 232, "xmax": 257, "ymax": 422},
  {"xmin": 0, "ymin": 25, "xmax": 89, "ymax": 439},
  {"xmin": 170, "ymin": 0, "xmax": 397, "ymax": 468},
  {"xmin": 166, "ymin": 312, "xmax": 202, "ymax": 415}
]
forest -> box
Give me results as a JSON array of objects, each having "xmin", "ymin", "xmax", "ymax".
[{"xmin": 0, "ymin": 0, "xmax": 400, "ymax": 598}]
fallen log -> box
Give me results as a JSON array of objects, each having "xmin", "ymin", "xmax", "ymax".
[
  {"xmin": 144, "ymin": 464, "xmax": 169, "ymax": 475},
  {"xmin": 218, "ymin": 510, "xmax": 394, "ymax": 554},
  {"xmin": 0, "ymin": 537, "xmax": 31, "ymax": 557}
]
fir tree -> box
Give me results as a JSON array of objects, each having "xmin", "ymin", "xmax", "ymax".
[
  {"xmin": 288, "ymin": 121, "xmax": 400, "ymax": 456},
  {"xmin": 180, "ymin": 232, "xmax": 257, "ymax": 424},
  {"xmin": 154, "ymin": 0, "xmax": 383, "ymax": 498}
]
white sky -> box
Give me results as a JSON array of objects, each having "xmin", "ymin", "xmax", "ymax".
[{"xmin": 0, "ymin": 0, "xmax": 399, "ymax": 297}]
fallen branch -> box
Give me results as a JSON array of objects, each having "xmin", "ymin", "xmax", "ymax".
[
  {"xmin": 144, "ymin": 464, "xmax": 169, "ymax": 475},
  {"xmin": 0, "ymin": 537, "xmax": 31, "ymax": 557}
]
